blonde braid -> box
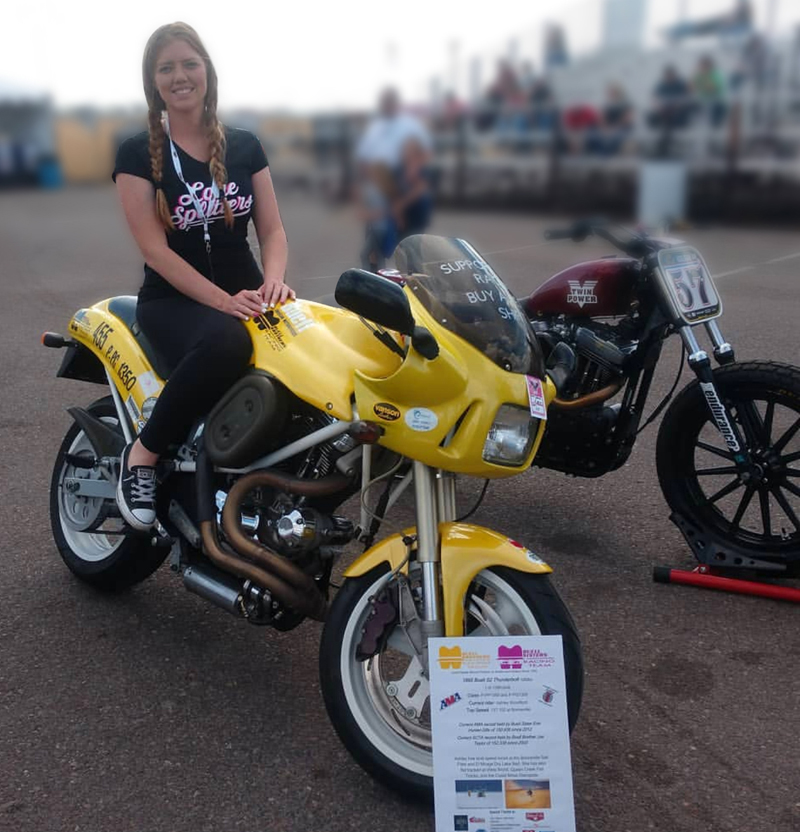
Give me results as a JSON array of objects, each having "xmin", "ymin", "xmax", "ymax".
[
  {"xmin": 206, "ymin": 109, "xmax": 234, "ymax": 228},
  {"xmin": 147, "ymin": 108, "xmax": 174, "ymax": 231}
]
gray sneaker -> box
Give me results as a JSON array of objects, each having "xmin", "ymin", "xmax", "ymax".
[{"xmin": 116, "ymin": 444, "xmax": 157, "ymax": 531}]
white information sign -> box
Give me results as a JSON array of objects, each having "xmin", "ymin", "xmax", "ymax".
[{"xmin": 430, "ymin": 635, "xmax": 576, "ymax": 832}]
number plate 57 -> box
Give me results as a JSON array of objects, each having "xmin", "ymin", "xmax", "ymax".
[{"xmin": 656, "ymin": 246, "xmax": 722, "ymax": 324}]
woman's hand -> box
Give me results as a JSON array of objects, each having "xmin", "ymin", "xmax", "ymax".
[
  {"xmin": 223, "ymin": 289, "xmax": 266, "ymax": 320},
  {"xmin": 259, "ymin": 279, "xmax": 296, "ymax": 309}
]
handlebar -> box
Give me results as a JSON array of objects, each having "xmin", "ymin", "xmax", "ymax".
[{"xmin": 544, "ymin": 219, "xmax": 653, "ymax": 259}]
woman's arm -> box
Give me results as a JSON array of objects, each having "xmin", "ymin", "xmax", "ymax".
[
  {"xmin": 116, "ymin": 173, "xmax": 263, "ymax": 320},
  {"xmin": 251, "ymin": 167, "xmax": 294, "ymax": 308}
]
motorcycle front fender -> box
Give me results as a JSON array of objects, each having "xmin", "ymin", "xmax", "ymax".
[{"xmin": 344, "ymin": 522, "xmax": 553, "ymax": 636}]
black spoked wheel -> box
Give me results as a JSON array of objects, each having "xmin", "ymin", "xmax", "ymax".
[{"xmin": 657, "ymin": 361, "xmax": 800, "ymax": 564}]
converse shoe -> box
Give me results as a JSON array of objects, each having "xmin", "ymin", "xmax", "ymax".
[{"xmin": 116, "ymin": 444, "xmax": 157, "ymax": 531}]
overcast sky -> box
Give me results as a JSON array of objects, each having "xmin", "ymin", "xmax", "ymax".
[{"xmin": 3, "ymin": 0, "xmax": 799, "ymax": 111}]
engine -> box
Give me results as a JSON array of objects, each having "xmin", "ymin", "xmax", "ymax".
[
  {"xmin": 529, "ymin": 316, "xmax": 640, "ymax": 477},
  {"xmin": 531, "ymin": 317, "xmax": 638, "ymax": 402}
]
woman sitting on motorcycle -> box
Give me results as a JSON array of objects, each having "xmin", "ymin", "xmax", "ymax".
[{"xmin": 113, "ymin": 21, "xmax": 294, "ymax": 531}]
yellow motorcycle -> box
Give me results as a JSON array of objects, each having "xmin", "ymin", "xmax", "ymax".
[{"xmin": 44, "ymin": 234, "xmax": 583, "ymax": 799}]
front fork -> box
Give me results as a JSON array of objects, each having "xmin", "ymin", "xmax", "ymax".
[
  {"xmin": 679, "ymin": 320, "xmax": 750, "ymax": 467},
  {"xmin": 413, "ymin": 461, "xmax": 457, "ymax": 639}
]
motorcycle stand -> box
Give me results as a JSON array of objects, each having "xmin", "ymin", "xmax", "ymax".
[{"xmin": 653, "ymin": 565, "xmax": 800, "ymax": 604}]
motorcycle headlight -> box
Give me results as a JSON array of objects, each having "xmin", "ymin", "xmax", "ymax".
[{"xmin": 482, "ymin": 404, "xmax": 540, "ymax": 467}]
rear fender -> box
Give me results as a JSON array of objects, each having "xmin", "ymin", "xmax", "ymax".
[
  {"xmin": 67, "ymin": 303, "xmax": 164, "ymax": 434},
  {"xmin": 344, "ymin": 522, "xmax": 552, "ymax": 636}
]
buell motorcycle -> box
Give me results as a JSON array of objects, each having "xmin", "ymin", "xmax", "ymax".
[
  {"xmin": 44, "ymin": 233, "xmax": 583, "ymax": 800},
  {"xmin": 520, "ymin": 220, "xmax": 800, "ymax": 575}
]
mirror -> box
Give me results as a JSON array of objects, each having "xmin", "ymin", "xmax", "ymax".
[{"xmin": 335, "ymin": 269, "xmax": 415, "ymax": 335}]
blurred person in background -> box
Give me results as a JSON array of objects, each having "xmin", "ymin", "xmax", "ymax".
[
  {"xmin": 0, "ymin": 134, "xmax": 13, "ymax": 188},
  {"xmin": 478, "ymin": 60, "xmax": 524, "ymax": 133},
  {"xmin": 355, "ymin": 88, "xmax": 432, "ymax": 261},
  {"xmin": 649, "ymin": 65, "xmax": 692, "ymax": 157},
  {"xmin": 355, "ymin": 87, "xmax": 431, "ymax": 171},
  {"xmin": 561, "ymin": 101, "xmax": 600, "ymax": 154},
  {"xmin": 112, "ymin": 21, "xmax": 293, "ymax": 531},
  {"xmin": 692, "ymin": 55, "xmax": 728, "ymax": 127},
  {"xmin": 528, "ymin": 77, "xmax": 558, "ymax": 132},
  {"xmin": 358, "ymin": 162, "xmax": 397, "ymax": 270},
  {"xmin": 649, "ymin": 65, "xmax": 692, "ymax": 130},
  {"xmin": 586, "ymin": 82, "xmax": 635, "ymax": 155},
  {"xmin": 544, "ymin": 24, "xmax": 569, "ymax": 71},
  {"xmin": 394, "ymin": 136, "xmax": 434, "ymax": 240}
]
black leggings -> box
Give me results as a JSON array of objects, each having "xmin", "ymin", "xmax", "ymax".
[{"xmin": 136, "ymin": 296, "xmax": 253, "ymax": 456}]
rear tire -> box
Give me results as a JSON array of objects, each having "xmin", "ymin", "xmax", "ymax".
[
  {"xmin": 49, "ymin": 396, "xmax": 168, "ymax": 591},
  {"xmin": 319, "ymin": 565, "xmax": 583, "ymax": 801}
]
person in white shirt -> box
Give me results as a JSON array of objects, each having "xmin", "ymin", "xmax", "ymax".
[
  {"xmin": 355, "ymin": 88, "xmax": 433, "ymax": 257},
  {"xmin": 355, "ymin": 88, "xmax": 431, "ymax": 168}
]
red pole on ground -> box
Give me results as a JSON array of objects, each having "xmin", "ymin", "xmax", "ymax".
[{"xmin": 653, "ymin": 566, "xmax": 800, "ymax": 604}]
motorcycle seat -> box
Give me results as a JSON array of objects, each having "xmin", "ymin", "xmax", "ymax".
[{"xmin": 107, "ymin": 296, "xmax": 174, "ymax": 380}]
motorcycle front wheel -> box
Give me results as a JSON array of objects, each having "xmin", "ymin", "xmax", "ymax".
[
  {"xmin": 319, "ymin": 564, "xmax": 583, "ymax": 801},
  {"xmin": 657, "ymin": 360, "xmax": 800, "ymax": 565}
]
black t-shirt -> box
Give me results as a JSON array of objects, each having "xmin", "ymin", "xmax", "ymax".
[{"xmin": 113, "ymin": 127, "xmax": 269, "ymax": 302}]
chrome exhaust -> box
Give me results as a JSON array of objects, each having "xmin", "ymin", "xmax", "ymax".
[{"xmin": 183, "ymin": 563, "xmax": 244, "ymax": 616}]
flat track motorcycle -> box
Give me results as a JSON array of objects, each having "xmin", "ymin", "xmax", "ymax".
[
  {"xmin": 44, "ymin": 233, "xmax": 583, "ymax": 800},
  {"xmin": 519, "ymin": 220, "xmax": 800, "ymax": 575}
]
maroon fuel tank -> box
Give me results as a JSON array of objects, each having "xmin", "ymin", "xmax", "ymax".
[{"xmin": 522, "ymin": 257, "xmax": 638, "ymax": 318}]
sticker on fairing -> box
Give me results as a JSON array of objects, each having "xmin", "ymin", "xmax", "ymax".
[
  {"xmin": 374, "ymin": 402, "xmax": 401, "ymax": 421},
  {"xmin": 138, "ymin": 371, "xmax": 161, "ymax": 396},
  {"xmin": 405, "ymin": 407, "xmax": 439, "ymax": 432},
  {"xmin": 141, "ymin": 397, "xmax": 157, "ymax": 421},
  {"xmin": 280, "ymin": 301, "xmax": 316, "ymax": 335},
  {"xmin": 525, "ymin": 376, "xmax": 548, "ymax": 420},
  {"xmin": 125, "ymin": 395, "xmax": 140, "ymax": 425}
]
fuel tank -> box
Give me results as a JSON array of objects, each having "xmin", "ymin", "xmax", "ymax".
[{"xmin": 522, "ymin": 257, "xmax": 638, "ymax": 318}]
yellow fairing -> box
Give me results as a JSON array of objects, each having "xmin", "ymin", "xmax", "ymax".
[
  {"xmin": 245, "ymin": 300, "xmax": 402, "ymax": 420},
  {"xmin": 67, "ymin": 301, "xmax": 166, "ymax": 433},
  {"xmin": 344, "ymin": 522, "xmax": 552, "ymax": 637},
  {"xmin": 353, "ymin": 292, "xmax": 556, "ymax": 477}
]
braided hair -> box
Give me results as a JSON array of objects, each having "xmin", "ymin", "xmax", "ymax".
[{"xmin": 142, "ymin": 22, "xmax": 234, "ymax": 231}]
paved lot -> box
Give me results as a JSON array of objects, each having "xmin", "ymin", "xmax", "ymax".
[{"xmin": 1, "ymin": 186, "xmax": 798, "ymax": 832}]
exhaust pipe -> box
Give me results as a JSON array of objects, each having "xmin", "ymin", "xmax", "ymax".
[
  {"xmin": 195, "ymin": 445, "xmax": 343, "ymax": 622},
  {"xmin": 183, "ymin": 563, "xmax": 244, "ymax": 616}
]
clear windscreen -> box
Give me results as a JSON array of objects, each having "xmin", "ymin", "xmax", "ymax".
[{"xmin": 393, "ymin": 235, "xmax": 544, "ymax": 377}]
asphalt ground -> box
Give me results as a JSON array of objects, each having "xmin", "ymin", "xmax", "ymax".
[{"xmin": 1, "ymin": 186, "xmax": 798, "ymax": 832}]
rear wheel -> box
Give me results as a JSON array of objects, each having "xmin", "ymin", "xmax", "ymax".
[
  {"xmin": 319, "ymin": 565, "xmax": 583, "ymax": 801},
  {"xmin": 49, "ymin": 396, "xmax": 168, "ymax": 590},
  {"xmin": 657, "ymin": 361, "xmax": 800, "ymax": 565}
]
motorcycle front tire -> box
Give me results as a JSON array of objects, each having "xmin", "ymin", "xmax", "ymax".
[
  {"xmin": 656, "ymin": 360, "xmax": 800, "ymax": 564},
  {"xmin": 319, "ymin": 564, "xmax": 583, "ymax": 801},
  {"xmin": 50, "ymin": 396, "xmax": 168, "ymax": 591}
]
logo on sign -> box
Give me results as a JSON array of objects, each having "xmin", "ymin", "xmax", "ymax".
[
  {"xmin": 440, "ymin": 692, "xmax": 462, "ymax": 710},
  {"xmin": 498, "ymin": 644, "xmax": 523, "ymax": 670},
  {"xmin": 566, "ymin": 280, "xmax": 598, "ymax": 308},
  {"xmin": 541, "ymin": 686, "xmax": 558, "ymax": 705},
  {"xmin": 439, "ymin": 646, "xmax": 462, "ymax": 669},
  {"xmin": 496, "ymin": 645, "xmax": 555, "ymax": 670}
]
